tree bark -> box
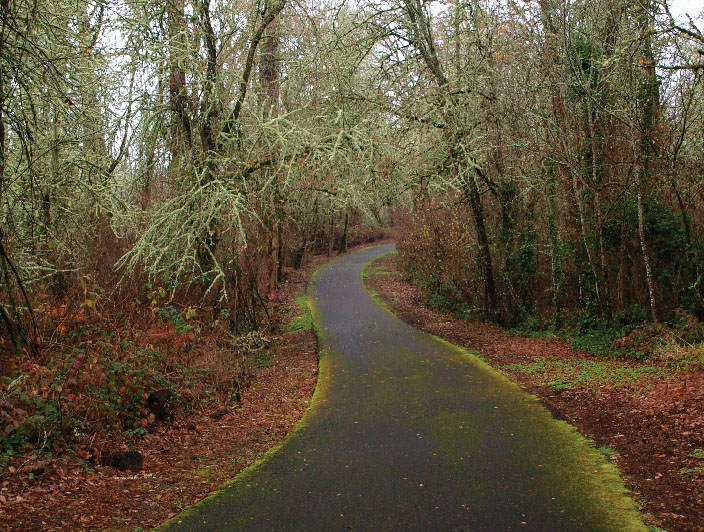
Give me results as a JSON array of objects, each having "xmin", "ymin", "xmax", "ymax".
[
  {"xmin": 546, "ymin": 164, "xmax": 563, "ymax": 328},
  {"xmin": 571, "ymin": 171, "xmax": 603, "ymax": 308},
  {"xmin": 632, "ymin": 128, "xmax": 658, "ymax": 322},
  {"xmin": 194, "ymin": 0, "xmax": 221, "ymax": 280},
  {"xmin": 539, "ymin": 0, "xmax": 569, "ymax": 323},
  {"xmin": 220, "ymin": 0, "xmax": 285, "ymax": 147},
  {"xmin": 0, "ymin": 0, "xmax": 6, "ymax": 203},
  {"xmin": 461, "ymin": 174, "xmax": 497, "ymax": 313},
  {"xmin": 634, "ymin": 0, "xmax": 659, "ymax": 322},
  {"xmin": 328, "ymin": 208, "xmax": 334, "ymax": 256},
  {"xmin": 339, "ymin": 211, "xmax": 349, "ymax": 254},
  {"xmin": 167, "ymin": 0, "xmax": 193, "ymax": 167},
  {"xmin": 259, "ymin": 13, "xmax": 282, "ymax": 288}
]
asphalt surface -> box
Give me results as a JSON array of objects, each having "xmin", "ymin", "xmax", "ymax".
[{"xmin": 162, "ymin": 244, "xmax": 646, "ymax": 531}]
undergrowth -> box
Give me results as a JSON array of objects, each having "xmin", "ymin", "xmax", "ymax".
[
  {"xmin": 0, "ymin": 290, "xmax": 258, "ymax": 470},
  {"xmin": 510, "ymin": 307, "xmax": 704, "ymax": 365}
]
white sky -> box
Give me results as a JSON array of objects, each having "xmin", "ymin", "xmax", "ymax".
[{"xmin": 669, "ymin": 0, "xmax": 703, "ymax": 20}]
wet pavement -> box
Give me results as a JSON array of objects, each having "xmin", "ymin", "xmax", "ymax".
[{"xmin": 162, "ymin": 244, "xmax": 646, "ymax": 531}]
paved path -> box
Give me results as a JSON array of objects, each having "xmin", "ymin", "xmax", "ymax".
[{"xmin": 163, "ymin": 244, "xmax": 646, "ymax": 531}]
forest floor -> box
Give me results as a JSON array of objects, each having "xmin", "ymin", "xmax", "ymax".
[
  {"xmin": 365, "ymin": 253, "xmax": 704, "ymax": 532},
  {"xmin": 0, "ymin": 241, "xmax": 388, "ymax": 532}
]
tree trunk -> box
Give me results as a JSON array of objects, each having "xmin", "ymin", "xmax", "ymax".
[
  {"xmin": 193, "ymin": 0, "xmax": 222, "ymax": 284},
  {"xmin": 633, "ymin": 0, "xmax": 659, "ymax": 322},
  {"xmin": 328, "ymin": 208, "xmax": 334, "ymax": 256},
  {"xmin": 167, "ymin": 0, "xmax": 192, "ymax": 169},
  {"xmin": 294, "ymin": 198, "xmax": 319, "ymax": 269},
  {"xmin": 0, "ymin": 0, "xmax": 5, "ymax": 204},
  {"xmin": 462, "ymin": 175, "xmax": 496, "ymax": 314},
  {"xmin": 632, "ymin": 130, "xmax": 658, "ymax": 322},
  {"xmin": 268, "ymin": 220, "xmax": 279, "ymax": 293},
  {"xmin": 277, "ymin": 221, "xmax": 284, "ymax": 282},
  {"xmin": 671, "ymin": 168, "xmax": 692, "ymax": 245},
  {"xmin": 259, "ymin": 18, "xmax": 280, "ymax": 117},
  {"xmin": 259, "ymin": 13, "xmax": 282, "ymax": 286},
  {"xmin": 637, "ymin": 181, "xmax": 657, "ymax": 322},
  {"xmin": 497, "ymin": 181, "xmax": 518, "ymax": 311},
  {"xmin": 401, "ymin": 0, "xmax": 496, "ymax": 316},
  {"xmin": 219, "ymin": 0, "xmax": 286, "ymax": 147},
  {"xmin": 571, "ymin": 172, "xmax": 602, "ymax": 308},
  {"xmin": 0, "ymin": 25, "xmax": 15, "ymax": 349},
  {"xmin": 546, "ymin": 163, "xmax": 563, "ymax": 328},
  {"xmin": 339, "ymin": 211, "xmax": 349, "ymax": 254},
  {"xmin": 538, "ymin": 0, "xmax": 573, "ymax": 323},
  {"xmin": 587, "ymin": 100, "xmax": 610, "ymax": 314},
  {"xmin": 617, "ymin": 222, "xmax": 628, "ymax": 310}
]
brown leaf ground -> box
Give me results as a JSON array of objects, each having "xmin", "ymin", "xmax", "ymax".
[
  {"xmin": 366, "ymin": 252, "xmax": 704, "ymax": 532},
  {"xmin": 0, "ymin": 241, "xmax": 389, "ymax": 532}
]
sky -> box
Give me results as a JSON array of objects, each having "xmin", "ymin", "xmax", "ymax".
[{"xmin": 669, "ymin": 0, "xmax": 703, "ymax": 20}]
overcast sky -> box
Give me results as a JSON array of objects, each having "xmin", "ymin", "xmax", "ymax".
[{"xmin": 669, "ymin": 0, "xmax": 703, "ymax": 20}]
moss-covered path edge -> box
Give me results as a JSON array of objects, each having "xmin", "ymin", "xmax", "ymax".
[{"xmin": 158, "ymin": 244, "xmax": 647, "ymax": 531}]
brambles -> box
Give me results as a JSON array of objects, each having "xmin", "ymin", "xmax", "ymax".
[{"xmin": 0, "ymin": 300, "xmax": 255, "ymax": 464}]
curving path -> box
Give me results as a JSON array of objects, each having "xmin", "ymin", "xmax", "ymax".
[{"xmin": 162, "ymin": 244, "xmax": 646, "ymax": 531}]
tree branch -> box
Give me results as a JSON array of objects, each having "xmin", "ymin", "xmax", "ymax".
[{"xmin": 219, "ymin": 0, "xmax": 286, "ymax": 148}]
